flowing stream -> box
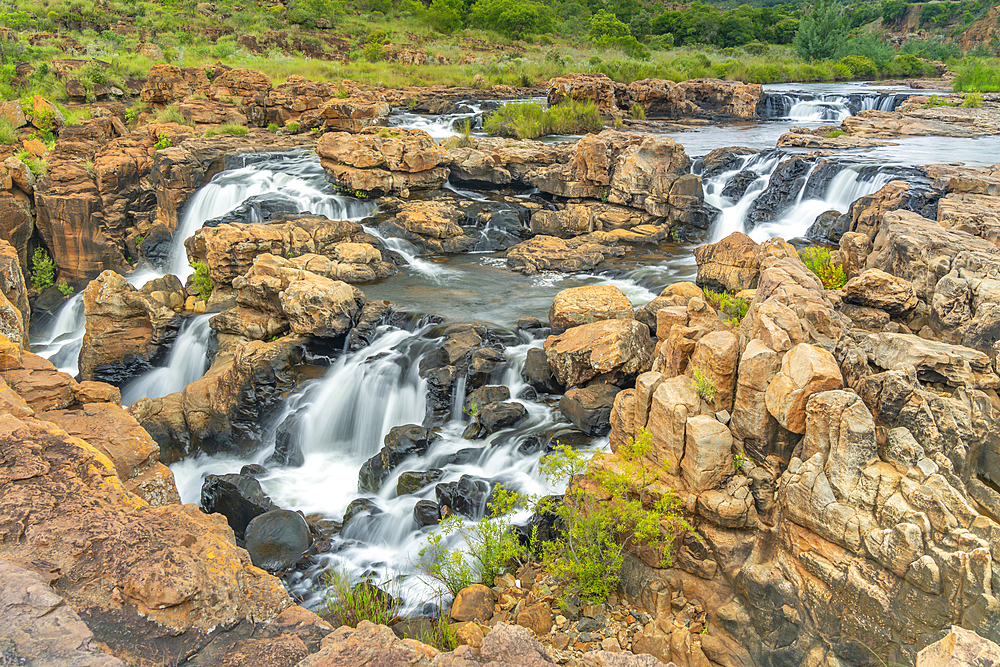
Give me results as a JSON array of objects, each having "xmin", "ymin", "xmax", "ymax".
[{"xmin": 26, "ymin": 81, "xmax": 969, "ymax": 613}]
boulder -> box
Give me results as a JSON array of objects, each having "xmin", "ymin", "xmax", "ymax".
[
  {"xmin": 608, "ymin": 136, "xmax": 700, "ymax": 220},
  {"xmin": 479, "ymin": 401, "xmax": 528, "ymax": 433},
  {"xmin": 522, "ymin": 347, "xmax": 561, "ymax": 394},
  {"xmin": 680, "ymin": 415, "xmax": 733, "ymax": 493},
  {"xmin": 516, "ymin": 602, "xmax": 554, "ymax": 637},
  {"xmin": 201, "ymin": 472, "xmax": 278, "ymax": 539},
  {"xmin": 413, "ymin": 499, "xmax": 441, "ymax": 527},
  {"xmin": 544, "ymin": 319, "xmax": 654, "ymax": 387},
  {"xmin": 764, "ymin": 343, "xmax": 844, "ymax": 434},
  {"xmin": 916, "ymin": 626, "xmax": 1000, "ymax": 666},
  {"xmin": 547, "ymin": 73, "xmax": 620, "ymax": 114},
  {"xmin": 435, "ymin": 475, "xmax": 493, "ymax": 520},
  {"xmin": 359, "ymin": 425, "xmax": 438, "ymax": 493},
  {"xmin": 245, "ymin": 509, "xmax": 313, "ymax": 572},
  {"xmin": 397, "ymin": 469, "xmax": 444, "ymax": 496},
  {"xmin": 317, "ymin": 127, "xmax": 450, "ymax": 195},
  {"xmin": 506, "ymin": 234, "xmax": 626, "ymax": 276},
  {"xmin": 841, "ymin": 269, "xmax": 918, "ymax": 316},
  {"xmin": 450, "ymin": 584, "xmax": 495, "ymax": 623},
  {"xmin": 645, "ymin": 375, "xmax": 700, "ymax": 473},
  {"xmin": 549, "ymin": 286, "xmax": 633, "ymax": 337},
  {"xmin": 296, "ymin": 621, "xmax": 438, "ymax": 667},
  {"xmin": 693, "ymin": 232, "xmax": 760, "ymax": 293},
  {"xmin": 859, "ymin": 332, "xmax": 999, "ymax": 388},
  {"xmin": 559, "ymin": 384, "xmax": 620, "ymax": 436}
]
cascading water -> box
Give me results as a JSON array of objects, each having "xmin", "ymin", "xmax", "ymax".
[
  {"xmin": 170, "ymin": 324, "xmax": 573, "ymax": 611},
  {"xmin": 120, "ymin": 314, "xmax": 214, "ymax": 405},
  {"xmin": 705, "ymin": 154, "xmax": 902, "ymax": 242},
  {"xmin": 388, "ymin": 103, "xmax": 483, "ymax": 140},
  {"xmin": 759, "ymin": 91, "xmax": 907, "ymax": 122},
  {"xmin": 32, "ymin": 292, "xmax": 86, "ymax": 376}
]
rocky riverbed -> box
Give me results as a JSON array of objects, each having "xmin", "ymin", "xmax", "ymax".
[{"xmin": 2, "ymin": 68, "xmax": 1000, "ymax": 667}]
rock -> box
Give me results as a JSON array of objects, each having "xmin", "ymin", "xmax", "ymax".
[
  {"xmin": 201, "ymin": 472, "xmax": 278, "ymax": 539},
  {"xmin": 530, "ymin": 206, "xmax": 595, "ymax": 239},
  {"xmin": 359, "ymin": 425, "xmax": 438, "ymax": 493},
  {"xmin": 506, "ymin": 234, "xmax": 625, "ymax": 276},
  {"xmin": 549, "ymin": 285, "xmax": 634, "ymax": 335},
  {"xmin": 297, "ymin": 97, "xmax": 390, "ymax": 133},
  {"xmin": 451, "ymin": 584, "xmax": 495, "ymax": 622},
  {"xmin": 479, "ymin": 401, "xmax": 528, "ymax": 433},
  {"xmin": 397, "ymin": 469, "xmax": 444, "ymax": 496},
  {"xmin": 859, "ymin": 332, "xmax": 999, "ymax": 388},
  {"xmin": 764, "ymin": 343, "xmax": 844, "ymax": 434},
  {"xmin": 645, "ymin": 375, "xmax": 701, "ymax": 473},
  {"xmin": 547, "ymin": 73, "xmax": 619, "ymax": 114},
  {"xmin": 693, "ymin": 232, "xmax": 760, "ymax": 293},
  {"xmin": 413, "ymin": 499, "xmax": 441, "ymax": 527},
  {"xmin": 296, "ymin": 621, "xmax": 438, "ymax": 667},
  {"xmin": 544, "ymin": 319, "xmax": 654, "ymax": 387},
  {"xmin": 215, "ymin": 633, "xmax": 309, "ymax": 667},
  {"xmin": 609, "ymin": 137, "xmax": 701, "ymax": 221},
  {"xmin": 435, "ymin": 475, "xmax": 494, "ymax": 520},
  {"xmin": 916, "ymin": 626, "xmax": 1000, "ymax": 666},
  {"xmin": 689, "ymin": 330, "xmax": 739, "ymax": 412},
  {"xmin": 516, "ymin": 602, "xmax": 554, "ymax": 637},
  {"xmin": 681, "ymin": 415, "xmax": 733, "ymax": 493},
  {"xmin": 523, "ymin": 348, "xmax": 561, "ymax": 394},
  {"xmin": 559, "ymin": 384, "xmax": 619, "ymax": 436},
  {"xmin": 244, "ymin": 509, "xmax": 313, "ymax": 572},
  {"xmin": 628, "ymin": 78, "xmax": 763, "ymax": 119},
  {"xmin": 466, "ymin": 385, "xmax": 511, "ymax": 410},
  {"xmin": 801, "ymin": 390, "xmax": 877, "ymax": 500},
  {"xmin": 317, "ymin": 127, "xmax": 450, "ymax": 195},
  {"xmin": 842, "ymin": 269, "xmax": 918, "ymax": 316},
  {"xmin": 0, "ymin": 559, "xmax": 125, "ymax": 667},
  {"xmin": 79, "ymin": 271, "xmax": 183, "ymax": 384},
  {"xmin": 0, "ymin": 413, "xmax": 292, "ymax": 632}
]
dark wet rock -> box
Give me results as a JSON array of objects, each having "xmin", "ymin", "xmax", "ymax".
[
  {"xmin": 517, "ymin": 435, "xmax": 545, "ymax": 455},
  {"xmin": 806, "ymin": 209, "xmax": 848, "ymax": 243},
  {"xmin": 245, "ymin": 509, "xmax": 313, "ymax": 572},
  {"xmin": 201, "ymin": 472, "xmax": 277, "ymax": 539},
  {"xmin": 347, "ymin": 300, "xmax": 396, "ymax": 351},
  {"xmin": 413, "ymin": 499, "xmax": 442, "ymax": 527},
  {"xmin": 699, "ymin": 146, "xmax": 759, "ymax": 179},
  {"xmin": 513, "ymin": 494, "xmax": 563, "ymax": 547},
  {"xmin": 463, "ymin": 421, "xmax": 485, "ymax": 440},
  {"xmin": 466, "ymin": 385, "xmax": 511, "ymax": 411},
  {"xmin": 468, "ymin": 347, "xmax": 505, "ymax": 388},
  {"xmin": 343, "ymin": 498, "xmax": 380, "ymax": 526},
  {"xmin": 241, "ymin": 464, "xmax": 268, "ymax": 477},
  {"xmin": 721, "ymin": 170, "xmax": 760, "ymax": 200},
  {"xmin": 545, "ymin": 428, "xmax": 591, "ymax": 451},
  {"xmin": 517, "ymin": 386, "xmax": 537, "ymax": 401},
  {"xmin": 436, "ymin": 475, "xmax": 495, "ymax": 520},
  {"xmin": 267, "ymin": 409, "xmax": 305, "ymax": 468},
  {"xmin": 397, "ymin": 469, "xmax": 444, "ymax": 496},
  {"xmin": 745, "ymin": 156, "xmax": 813, "ymax": 232},
  {"xmin": 359, "ymin": 424, "xmax": 439, "ymax": 492},
  {"xmin": 440, "ymin": 447, "xmax": 484, "ymax": 466},
  {"xmin": 522, "ymin": 347, "xmax": 561, "ymax": 394},
  {"xmin": 479, "ymin": 401, "xmax": 528, "ymax": 433},
  {"xmin": 559, "ymin": 384, "xmax": 620, "ymax": 436}
]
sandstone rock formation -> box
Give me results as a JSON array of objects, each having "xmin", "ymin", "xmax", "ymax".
[{"xmin": 317, "ymin": 127, "xmax": 450, "ymax": 195}]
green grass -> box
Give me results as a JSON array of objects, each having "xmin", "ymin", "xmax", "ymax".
[
  {"xmin": 962, "ymin": 92, "xmax": 984, "ymax": 108},
  {"xmin": 321, "ymin": 569, "xmax": 400, "ymax": 628},
  {"xmin": 484, "ymin": 99, "xmax": 602, "ymax": 139},
  {"xmin": 203, "ymin": 122, "xmax": 250, "ymax": 137},
  {"xmin": 824, "ymin": 129, "xmax": 845, "ymax": 138},
  {"xmin": 0, "ymin": 119, "xmax": 15, "ymax": 145},
  {"xmin": 155, "ymin": 103, "xmax": 193, "ymax": 126}
]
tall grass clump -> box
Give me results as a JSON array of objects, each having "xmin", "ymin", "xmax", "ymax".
[
  {"xmin": 203, "ymin": 122, "xmax": 250, "ymax": 137},
  {"xmin": 322, "ymin": 569, "xmax": 399, "ymax": 627},
  {"xmin": 0, "ymin": 118, "xmax": 15, "ymax": 145},
  {"xmin": 484, "ymin": 100, "xmax": 601, "ymax": 139},
  {"xmin": 799, "ymin": 247, "xmax": 847, "ymax": 289},
  {"xmin": 952, "ymin": 59, "xmax": 1000, "ymax": 93}
]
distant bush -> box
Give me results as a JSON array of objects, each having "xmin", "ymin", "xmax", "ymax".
[
  {"xmin": 0, "ymin": 118, "xmax": 14, "ymax": 145},
  {"xmin": 484, "ymin": 100, "xmax": 602, "ymax": 139},
  {"xmin": 287, "ymin": 0, "xmax": 343, "ymax": 28},
  {"xmin": 203, "ymin": 122, "xmax": 249, "ymax": 137},
  {"xmin": 953, "ymin": 59, "xmax": 1000, "ymax": 93},
  {"xmin": 838, "ymin": 55, "xmax": 877, "ymax": 79},
  {"xmin": 469, "ymin": 0, "xmax": 554, "ymax": 40}
]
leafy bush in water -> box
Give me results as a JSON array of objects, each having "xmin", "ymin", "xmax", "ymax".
[
  {"xmin": 31, "ymin": 247, "xmax": 56, "ymax": 291},
  {"xmin": 417, "ymin": 487, "xmax": 526, "ymax": 596},
  {"xmin": 538, "ymin": 429, "xmax": 690, "ymax": 603},
  {"xmin": 484, "ymin": 100, "xmax": 601, "ymax": 139},
  {"xmin": 799, "ymin": 247, "xmax": 847, "ymax": 289}
]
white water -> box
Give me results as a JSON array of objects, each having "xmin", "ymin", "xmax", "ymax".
[
  {"xmin": 171, "ymin": 325, "xmax": 584, "ymax": 612},
  {"xmin": 704, "ymin": 155, "xmax": 901, "ymax": 242},
  {"xmin": 763, "ymin": 91, "xmax": 901, "ymax": 122},
  {"xmin": 120, "ymin": 314, "xmax": 213, "ymax": 405},
  {"xmin": 388, "ymin": 103, "xmax": 482, "ymax": 140},
  {"xmin": 33, "ymin": 293, "xmax": 86, "ymax": 376}
]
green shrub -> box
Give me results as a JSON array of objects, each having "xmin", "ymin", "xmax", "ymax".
[
  {"xmin": 799, "ymin": 247, "xmax": 847, "ymax": 289},
  {"xmin": 924, "ymin": 94, "xmax": 953, "ymax": 108},
  {"xmin": 417, "ymin": 487, "xmax": 526, "ymax": 596},
  {"xmin": 690, "ymin": 365, "xmax": 718, "ymax": 403},
  {"xmin": 31, "ymin": 247, "xmax": 56, "ymax": 291},
  {"xmin": 285, "ymin": 121, "xmax": 302, "ymax": 134},
  {"xmin": 825, "ymin": 129, "xmax": 845, "ymax": 138},
  {"xmin": 153, "ymin": 134, "xmax": 173, "ymax": 150},
  {"xmin": 889, "ymin": 53, "xmax": 931, "ymax": 78},
  {"xmin": 288, "ymin": 0, "xmax": 344, "ymax": 28},
  {"xmin": 743, "ymin": 40, "xmax": 769, "ymax": 55},
  {"xmin": 962, "ymin": 93, "xmax": 984, "ymax": 108},
  {"xmin": 837, "ymin": 55, "xmax": 877, "ymax": 79},
  {"xmin": 321, "ymin": 569, "xmax": 399, "ymax": 627},
  {"xmin": 0, "ymin": 118, "xmax": 15, "ymax": 145},
  {"xmin": 267, "ymin": 123, "xmax": 280, "ymax": 132},
  {"xmin": 953, "ymin": 59, "xmax": 1000, "ymax": 93},
  {"xmin": 701, "ymin": 288, "xmax": 749, "ymax": 325},
  {"xmin": 484, "ymin": 100, "xmax": 602, "ymax": 139},
  {"xmin": 538, "ymin": 429, "xmax": 689, "ymax": 604},
  {"xmin": 155, "ymin": 103, "xmax": 191, "ymax": 126},
  {"xmin": 57, "ymin": 280, "xmax": 74, "ymax": 296},
  {"xmin": 794, "ymin": 0, "xmax": 845, "ymax": 61},
  {"xmin": 469, "ymin": 0, "xmax": 554, "ymax": 40},
  {"xmin": 441, "ymin": 119, "xmax": 476, "ymax": 149},
  {"xmin": 630, "ymin": 102, "xmax": 646, "ymax": 120},
  {"xmin": 190, "ymin": 261, "xmax": 214, "ymax": 300},
  {"xmin": 17, "ymin": 152, "xmax": 49, "ymax": 179}
]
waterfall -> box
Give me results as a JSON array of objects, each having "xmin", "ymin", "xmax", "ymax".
[
  {"xmin": 120, "ymin": 314, "xmax": 214, "ymax": 405},
  {"xmin": 32, "ymin": 293, "xmax": 86, "ymax": 376},
  {"xmin": 707, "ymin": 156, "xmax": 901, "ymax": 242},
  {"xmin": 758, "ymin": 92, "xmax": 907, "ymax": 122},
  {"xmin": 388, "ymin": 103, "xmax": 483, "ymax": 140}
]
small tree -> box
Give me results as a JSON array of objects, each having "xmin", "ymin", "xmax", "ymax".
[
  {"xmin": 794, "ymin": 0, "xmax": 845, "ymax": 61},
  {"xmin": 31, "ymin": 247, "xmax": 56, "ymax": 291}
]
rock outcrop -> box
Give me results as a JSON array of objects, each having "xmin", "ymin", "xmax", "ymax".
[{"xmin": 317, "ymin": 127, "xmax": 450, "ymax": 195}]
